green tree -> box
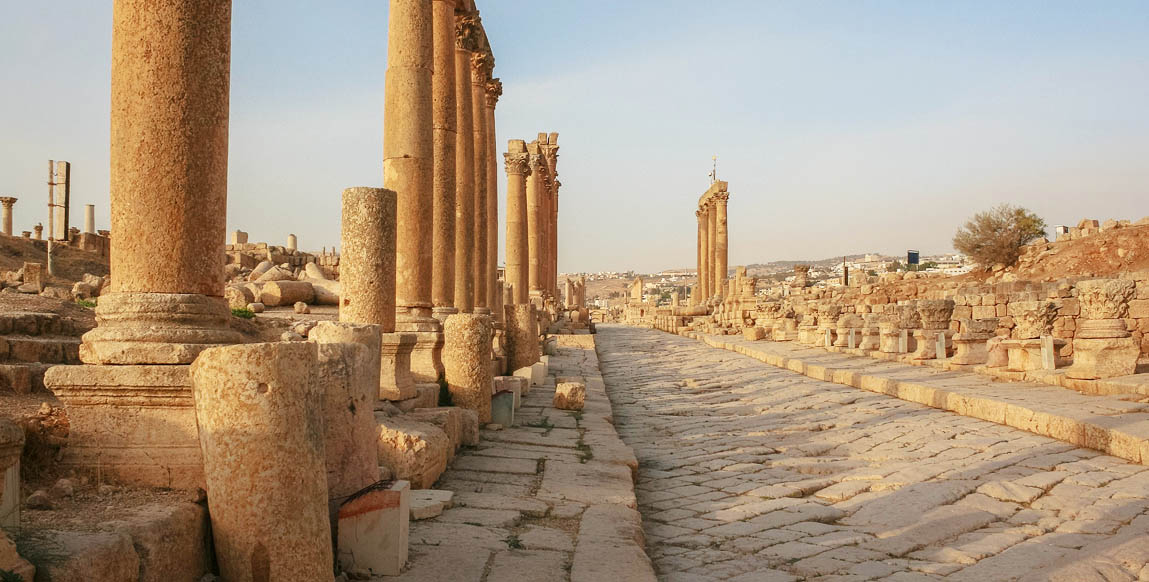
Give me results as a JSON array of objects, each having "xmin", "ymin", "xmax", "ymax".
[{"xmin": 953, "ymin": 204, "xmax": 1047, "ymax": 267}]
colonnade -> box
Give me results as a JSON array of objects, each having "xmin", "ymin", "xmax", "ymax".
[
  {"xmin": 694, "ymin": 180, "xmax": 730, "ymax": 304},
  {"xmin": 504, "ymin": 132, "xmax": 560, "ymax": 308}
]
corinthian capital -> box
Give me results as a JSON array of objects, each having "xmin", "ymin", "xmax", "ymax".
[
  {"xmin": 485, "ymin": 78, "xmax": 503, "ymax": 108},
  {"xmin": 454, "ymin": 13, "xmax": 480, "ymax": 51},
  {"xmin": 470, "ymin": 51, "xmax": 493, "ymax": 82},
  {"xmin": 504, "ymin": 152, "xmax": 530, "ymax": 176}
]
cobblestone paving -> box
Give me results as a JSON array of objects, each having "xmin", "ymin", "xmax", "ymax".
[{"xmin": 597, "ymin": 325, "xmax": 1149, "ymax": 582}]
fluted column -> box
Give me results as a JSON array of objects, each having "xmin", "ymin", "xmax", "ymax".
[
  {"xmin": 484, "ymin": 78, "xmax": 501, "ymax": 321},
  {"xmin": 470, "ymin": 51, "xmax": 490, "ymax": 313},
  {"xmin": 452, "ymin": 20, "xmax": 475, "ymax": 313},
  {"xmin": 525, "ymin": 142, "xmax": 545, "ymax": 299},
  {"xmin": 430, "ymin": 0, "xmax": 457, "ymax": 319},
  {"xmin": 385, "ymin": 0, "xmax": 434, "ymax": 324},
  {"xmin": 504, "ymin": 140, "xmax": 530, "ymax": 304},
  {"xmin": 81, "ymin": 0, "xmax": 238, "ymax": 364},
  {"xmin": 714, "ymin": 192, "xmax": 729, "ymax": 300}
]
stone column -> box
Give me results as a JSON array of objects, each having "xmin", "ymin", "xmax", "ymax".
[
  {"xmin": 190, "ymin": 341, "xmax": 334, "ymax": 582},
  {"xmin": 504, "ymin": 140, "xmax": 530, "ymax": 305},
  {"xmin": 694, "ymin": 208, "xmax": 703, "ymax": 305},
  {"xmin": 700, "ymin": 203, "xmax": 710, "ymax": 301},
  {"xmin": 470, "ymin": 50, "xmax": 491, "ymax": 313},
  {"xmin": 525, "ymin": 142, "xmax": 545, "ymax": 300},
  {"xmin": 0, "ymin": 198, "xmax": 15, "ymax": 236},
  {"xmin": 340, "ymin": 187, "xmax": 416, "ymax": 401},
  {"xmin": 713, "ymin": 192, "xmax": 729, "ymax": 300},
  {"xmin": 552, "ymin": 182, "xmax": 560, "ymax": 299},
  {"xmin": 286, "ymin": 233, "xmax": 297, "ymax": 251},
  {"xmin": 452, "ymin": 32, "xmax": 475, "ymax": 313},
  {"xmin": 32, "ymin": 224, "xmax": 42, "ymax": 240},
  {"xmin": 79, "ymin": 0, "xmax": 239, "ymax": 365},
  {"xmin": 385, "ymin": 0, "xmax": 434, "ymax": 324},
  {"xmin": 505, "ymin": 304, "xmax": 539, "ymax": 372},
  {"xmin": 431, "ymin": 0, "xmax": 457, "ymax": 321},
  {"xmin": 83, "ymin": 204, "xmax": 95, "ymax": 234},
  {"xmin": 484, "ymin": 78, "xmax": 501, "ymax": 321},
  {"xmin": 443, "ymin": 314, "xmax": 492, "ymax": 422},
  {"xmin": 386, "ymin": 0, "xmax": 443, "ymax": 386}
]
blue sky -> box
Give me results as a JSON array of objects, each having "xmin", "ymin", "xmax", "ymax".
[{"xmin": 2, "ymin": 1, "xmax": 1147, "ymax": 273}]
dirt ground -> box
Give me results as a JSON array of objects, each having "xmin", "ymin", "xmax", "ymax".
[{"xmin": 0, "ymin": 235, "xmax": 109, "ymax": 286}]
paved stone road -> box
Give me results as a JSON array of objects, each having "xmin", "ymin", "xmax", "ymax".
[{"xmin": 597, "ymin": 325, "xmax": 1149, "ymax": 582}]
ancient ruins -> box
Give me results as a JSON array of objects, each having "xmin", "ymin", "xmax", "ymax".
[{"xmin": 1, "ymin": 1, "xmax": 1148, "ymax": 581}]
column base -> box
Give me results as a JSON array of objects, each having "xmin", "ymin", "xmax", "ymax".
[
  {"xmin": 43, "ymin": 364, "xmax": 204, "ymax": 488},
  {"xmin": 1066, "ymin": 336, "xmax": 1139, "ymax": 379},
  {"xmin": 80, "ymin": 292, "xmax": 241, "ymax": 365},
  {"xmin": 380, "ymin": 333, "xmax": 418, "ymax": 401},
  {"xmin": 431, "ymin": 306, "xmax": 458, "ymax": 325},
  {"xmin": 396, "ymin": 313, "xmax": 444, "ymax": 384}
]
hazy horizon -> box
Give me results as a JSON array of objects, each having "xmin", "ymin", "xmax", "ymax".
[{"xmin": 2, "ymin": 1, "xmax": 1146, "ymax": 274}]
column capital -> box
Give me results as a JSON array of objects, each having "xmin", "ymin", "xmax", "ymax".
[
  {"xmin": 0, "ymin": 197, "xmax": 16, "ymax": 208},
  {"xmin": 713, "ymin": 191, "xmax": 730, "ymax": 204},
  {"xmin": 695, "ymin": 208, "xmax": 704, "ymax": 220},
  {"xmin": 528, "ymin": 152, "xmax": 546, "ymax": 174},
  {"xmin": 454, "ymin": 12, "xmax": 481, "ymax": 51},
  {"xmin": 504, "ymin": 152, "xmax": 530, "ymax": 176},
  {"xmin": 484, "ymin": 78, "xmax": 502, "ymax": 108},
  {"xmin": 470, "ymin": 50, "xmax": 493, "ymax": 83}
]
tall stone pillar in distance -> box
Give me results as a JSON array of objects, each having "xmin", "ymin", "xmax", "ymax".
[
  {"xmin": 0, "ymin": 198, "xmax": 15, "ymax": 236},
  {"xmin": 385, "ymin": 0, "xmax": 442, "ymax": 385},
  {"xmin": 83, "ymin": 204, "xmax": 95, "ymax": 234},
  {"xmin": 431, "ymin": 0, "xmax": 457, "ymax": 322},
  {"xmin": 45, "ymin": 0, "xmax": 238, "ymax": 489},
  {"xmin": 504, "ymin": 140, "xmax": 530, "ymax": 305},
  {"xmin": 693, "ymin": 209, "xmax": 703, "ymax": 306},
  {"xmin": 53, "ymin": 161, "xmax": 71, "ymax": 242},
  {"xmin": 714, "ymin": 192, "xmax": 729, "ymax": 300},
  {"xmin": 339, "ymin": 187, "xmax": 416, "ymax": 401},
  {"xmin": 544, "ymin": 132, "xmax": 560, "ymax": 300},
  {"xmin": 525, "ymin": 142, "xmax": 545, "ymax": 302},
  {"xmin": 484, "ymin": 78, "xmax": 502, "ymax": 322},
  {"xmin": 699, "ymin": 204, "xmax": 710, "ymax": 301},
  {"xmin": 286, "ymin": 233, "xmax": 297, "ymax": 251},
  {"xmin": 703, "ymin": 200, "xmax": 712, "ymax": 300},
  {"xmin": 470, "ymin": 50, "xmax": 491, "ymax": 314},
  {"xmin": 453, "ymin": 18, "xmax": 476, "ymax": 314}
]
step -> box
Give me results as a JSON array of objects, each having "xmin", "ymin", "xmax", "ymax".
[
  {"xmin": 0, "ymin": 312, "xmax": 67, "ymax": 337},
  {"xmin": 1, "ymin": 336, "xmax": 82, "ymax": 365}
]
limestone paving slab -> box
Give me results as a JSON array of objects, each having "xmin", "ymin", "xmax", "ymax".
[
  {"xmin": 400, "ymin": 334, "xmax": 655, "ymax": 581},
  {"xmin": 597, "ymin": 324, "xmax": 1149, "ymax": 581}
]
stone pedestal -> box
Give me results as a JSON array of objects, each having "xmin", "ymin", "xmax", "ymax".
[
  {"xmin": 504, "ymin": 304, "xmax": 540, "ymax": 373},
  {"xmin": 79, "ymin": 293, "xmax": 238, "ymax": 364},
  {"xmin": 310, "ymin": 322, "xmax": 383, "ymax": 503},
  {"xmin": 986, "ymin": 336, "xmax": 1009, "ymax": 368},
  {"xmin": 879, "ymin": 323, "xmax": 901, "ymax": 353},
  {"xmin": 773, "ymin": 318, "xmax": 798, "ymax": 341},
  {"xmin": 190, "ymin": 342, "xmax": 334, "ymax": 582},
  {"xmin": 952, "ymin": 333, "xmax": 991, "ymax": 365},
  {"xmin": 911, "ymin": 330, "xmax": 952, "ymax": 360},
  {"xmin": 1066, "ymin": 280, "xmax": 1139, "ymax": 379},
  {"xmin": 443, "ymin": 314, "xmax": 492, "ymax": 423},
  {"xmin": 0, "ymin": 420, "xmax": 24, "ymax": 528},
  {"xmin": 1002, "ymin": 338, "xmax": 1065, "ymax": 372},
  {"xmin": 46, "ymin": 364, "xmax": 203, "ymax": 488},
  {"xmin": 381, "ymin": 333, "xmax": 418, "ymax": 401},
  {"xmin": 858, "ymin": 326, "xmax": 881, "ymax": 351}
]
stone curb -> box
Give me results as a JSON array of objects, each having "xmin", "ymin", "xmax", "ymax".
[{"xmin": 682, "ymin": 331, "xmax": 1149, "ymax": 466}]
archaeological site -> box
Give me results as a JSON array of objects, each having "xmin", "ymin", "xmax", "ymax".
[{"xmin": 1, "ymin": 1, "xmax": 1147, "ymax": 581}]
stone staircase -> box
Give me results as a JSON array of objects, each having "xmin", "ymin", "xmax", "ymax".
[{"xmin": 0, "ymin": 312, "xmax": 83, "ymax": 393}]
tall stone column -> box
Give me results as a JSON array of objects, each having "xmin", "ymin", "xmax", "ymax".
[
  {"xmin": 525, "ymin": 142, "xmax": 545, "ymax": 300},
  {"xmin": 707, "ymin": 200, "xmax": 718, "ymax": 299},
  {"xmin": 484, "ymin": 78, "xmax": 501, "ymax": 321},
  {"xmin": 551, "ymin": 182, "xmax": 560, "ymax": 299},
  {"xmin": 0, "ymin": 198, "xmax": 15, "ymax": 236},
  {"xmin": 545, "ymin": 133, "xmax": 559, "ymax": 299},
  {"xmin": 386, "ymin": 0, "xmax": 442, "ymax": 385},
  {"xmin": 504, "ymin": 140, "xmax": 530, "ymax": 305},
  {"xmin": 470, "ymin": 50, "xmax": 491, "ymax": 313},
  {"xmin": 80, "ymin": 0, "xmax": 238, "ymax": 364},
  {"xmin": 699, "ymin": 204, "xmax": 710, "ymax": 301},
  {"xmin": 45, "ymin": 0, "xmax": 238, "ymax": 489},
  {"xmin": 431, "ymin": 0, "xmax": 457, "ymax": 321},
  {"xmin": 694, "ymin": 209, "xmax": 703, "ymax": 305},
  {"xmin": 714, "ymin": 192, "xmax": 729, "ymax": 300},
  {"xmin": 452, "ymin": 29, "xmax": 475, "ymax": 313}
]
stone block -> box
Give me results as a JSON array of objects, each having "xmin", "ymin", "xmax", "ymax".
[
  {"xmin": 554, "ymin": 382, "xmax": 586, "ymax": 411},
  {"xmin": 409, "ymin": 489, "xmax": 454, "ymax": 521},
  {"xmin": 337, "ymin": 480, "xmax": 410, "ymax": 577},
  {"xmin": 492, "ymin": 391, "xmax": 515, "ymax": 426},
  {"xmin": 20, "ymin": 531, "xmax": 139, "ymax": 582},
  {"xmin": 530, "ymin": 361, "xmax": 547, "ymax": 387},
  {"xmin": 111, "ymin": 502, "xmax": 212, "ymax": 582},
  {"xmin": 376, "ymin": 415, "xmax": 450, "ymax": 489},
  {"xmin": 443, "ymin": 314, "xmax": 492, "ymax": 423},
  {"xmin": 0, "ymin": 531, "xmax": 34, "ymax": 581},
  {"xmin": 407, "ymin": 407, "xmax": 467, "ymax": 453}
]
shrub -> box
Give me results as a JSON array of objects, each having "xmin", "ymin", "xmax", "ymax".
[
  {"xmin": 231, "ymin": 307, "xmax": 255, "ymax": 319},
  {"xmin": 75, "ymin": 299, "xmax": 96, "ymax": 309},
  {"xmin": 953, "ymin": 204, "xmax": 1047, "ymax": 267}
]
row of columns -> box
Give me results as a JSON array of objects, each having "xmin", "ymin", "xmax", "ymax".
[
  {"xmin": 504, "ymin": 132, "xmax": 560, "ymax": 307},
  {"xmin": 0, "ymin": 197, "xmax": 98, "ymax": 238},
  {"xmin": 695, "ymin": 181, "xmax": 730, "ymax": 304}
]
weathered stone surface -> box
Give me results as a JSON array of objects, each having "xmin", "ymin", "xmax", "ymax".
[
  {"xmin": 376, "ymin": 414, "xmax": 451, "ymax": 489},
  {"xmin": 190, "ymin": 342, "xmax": 333, "ymax": 582},
  {"xmin": 553, "ymin": 381, "xmax": 586, "ymax": 411},
  {"xmin": 443, "ymin": 313, "xmax": 492, "ymax": 423}
]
